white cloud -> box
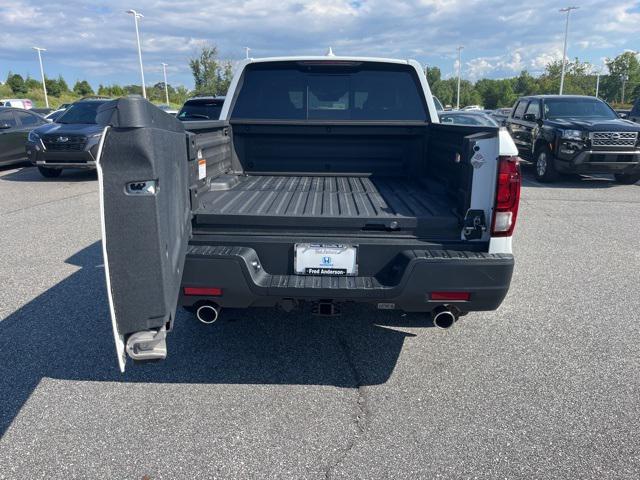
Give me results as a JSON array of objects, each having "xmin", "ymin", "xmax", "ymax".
[{"xmin": 0, "ymin": 0, "xmax": 637, "ymax": 88}]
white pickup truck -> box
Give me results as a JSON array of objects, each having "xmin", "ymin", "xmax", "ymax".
[{"xmin": 95, "ymin": 55, "xmax": 521, "ymax": 370}]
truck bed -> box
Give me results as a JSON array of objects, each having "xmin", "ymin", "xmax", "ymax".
[{"xmin": 194, "ymin": 174, "xmax": 461, "ymax": 237}]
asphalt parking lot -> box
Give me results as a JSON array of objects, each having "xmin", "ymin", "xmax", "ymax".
[{"xmin": 0, "ymin": 165, "xmax": 638, "ymax": 479}]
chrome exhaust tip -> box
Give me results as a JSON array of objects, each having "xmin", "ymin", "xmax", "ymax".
[
  {"xmin": 432, "ymin": 306, "xmax": 457, "ymax": 329},
  {"xmin": 196, "ymin": 303, "xmax": 221, "ymax": 324}
]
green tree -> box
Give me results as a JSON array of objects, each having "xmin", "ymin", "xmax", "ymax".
[
  {"xmin": 426, "ymin": 66, "xmax": 441, "ymax": 86},
  {"xmin": 56, "ymin": 75, "xmax": 69, "ymax": 93},
  {"xmin": 97, "ymin": 84, "xmax": 125, "ymax": 97},
  {"xmin": 73, "ymin": 80, "xmax": 94, "ymax": 96},
  {"xmin": 148, "ymin": 82, "xmax": 176, "ymax": 103},
  {"xmin": 189, "ymin": 44, "xmax": 234, "ymax": 95},
  {"xmin": 513, "ymin": 70, "xmax": 537, "ymax": 96},
  {"xmin": 540, "ymin": 58, "xmax": 594, "ymax": 95},
  {"xmin": 6, "ymin": 73, "xmax": 27, "ymax": 95},
  {"xmin": 172, "ymin": 85, "xmax": 190, "ymax": 106},
  {"xmin": 45, "ymin": 77, "xmax": 62, "ymax": 97},
  {"xmin": 123, "ymin": 84, "xmax": 143, "ymax": 96},
  {"xmin": 601, "ymin": 51, "xmax": 640, "ymax": 104},
  {"xmin": 431, "ymin": 80, "xmax": 453, "ymax": 106},
  {"xmin": 25, "ymin": 76, "xmax": 42, "ymax": 90},
  {"xmin": 475, "ymin": 78, "xmax": 516, "ymax": 109}
]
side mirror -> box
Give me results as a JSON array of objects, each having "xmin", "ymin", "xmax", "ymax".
[
  {"xmin": 523, "ymin": 113, "xmax": 538, "ymax": 122},
  {"xmin": 0, "ymin": 123, "xmax": 12, "ymax": 130}
]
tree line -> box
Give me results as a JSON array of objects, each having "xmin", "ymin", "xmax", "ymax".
[
  {"xmin": 2, "ymin": 47, "xmax": 638, "ymax": 110},
  {"xmin": 1, "ymin": 44, "xmax": 234, "ymax": 109},
  {"xmin": 428, "ymin": 51, "xmax": 640, "ymax": 109}
]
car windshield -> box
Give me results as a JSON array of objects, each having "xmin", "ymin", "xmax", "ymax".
[
  {"xmin": 231, "ymin": 62, "xmax": 428, "ymax": 121},
  {"xmin": 178, "ymin": 102, "xmax": 223, "ymax": 120},
  {"xmin": 440, "ymin": 113, "xmax": 497, "ymax": 126},
  {"xmin": 57, "ymin": 102, "xmax": 105, "ymax": 124},
  {"xmin": 544, "ymin": 98, "xmax": 617, "ymax": 120}
]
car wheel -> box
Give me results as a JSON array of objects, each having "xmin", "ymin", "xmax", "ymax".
[
  {"xmin": 534, "ymin": 147, "xmax": 559, "ymax": 183},
  {"xmin": 614, "ymin": 173, "xmax": 640, "ymax": 185},
  {"xmin": 37, "ymin": 166, "xmax": 62, "ymax": 178}
]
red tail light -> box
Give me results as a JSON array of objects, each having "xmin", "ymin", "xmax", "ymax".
[
  {"xmin": 491, "ymin": 156, "xmax": 521, "ymax": 237},
  {"xmin": 183, "ymin": 287, "xmax": 223, "ymax": 296},
  {"xmin": 430, "ymin": 291, "xmax": 471, "ymax": 301}
]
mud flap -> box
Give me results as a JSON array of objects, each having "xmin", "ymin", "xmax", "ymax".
[{"xmin": 96, "ymin": 98, "xmax": 191, "ymax": 371}]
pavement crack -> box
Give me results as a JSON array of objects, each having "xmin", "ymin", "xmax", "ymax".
[{"xmin": 323, "ymin": 337, "xmax": 369, "ymax": 480}]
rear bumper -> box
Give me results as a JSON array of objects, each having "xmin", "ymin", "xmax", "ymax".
[
  {"xmin": 556, "ymin": 148, "xmax": 640, "ymax": 174},
  {"xmin": 179, "ymin": 245, "xmax": 514, "ymax": 313}
]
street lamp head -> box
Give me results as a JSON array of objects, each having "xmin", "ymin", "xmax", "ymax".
[
  {"xmin": 126, "ymin": 9, "xmax": 143, "ymax": 18},
  {"xmin": 559, "ymin": 6, "xmax": 579, "ymax": 12},
  {"xmin": 32, "ymin": 47, "xmax": 46, "ymax": 52}
]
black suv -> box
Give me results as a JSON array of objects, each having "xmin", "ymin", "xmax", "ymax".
[
  {"xmin": 177, "ymin": 96, "xmax": 225, "ymax": 121},
  {"xmin": 26, "ymin": 98, "xmax": 110, "ymax": 178},
  {"xmin": 506, "ymin": 95, "xmax": 640, "ymax": 183},
  {"xmin": 628, "ymin": 98, "xmax": 640, "ymax": 124}
]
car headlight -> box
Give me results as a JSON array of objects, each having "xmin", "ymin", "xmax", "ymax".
[
  {"xmin": 28, "ymin": 131, "xmax": 40, "ymax": 142},
  {"xmin": 561, "ymin": 129, "xmax": 584, "ymax": 141}
]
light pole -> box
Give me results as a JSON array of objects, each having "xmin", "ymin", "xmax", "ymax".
[
  {"xmin": 244, "ymin": 47, "xmax": 251, "ymax": 59},
  {"xmin": 595, "ymin": 69, "xmax": 601, "ymax": 98},
  {"xmin": 161, "ymin": 63, "xmax": 169, "ymax": 105},
  {"xmin": 126, "ymin": 9, "xmax": 146, "ymax": 98},
  {"xmin": 456, "ymin": 46, "xmax": 463, "ymax": 110},
  {"xmin": 32, "ymin": 47, "xmax": 48, "ymax": 108},
  {"xmin": 559, "ymin": 6, "xmax": 579, "ymax": 95}
]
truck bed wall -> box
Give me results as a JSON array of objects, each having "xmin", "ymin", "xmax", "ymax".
[
  {"xmin": 185, "ymin": 121, "xmax": 496, "ymax": 226},
  {"xmin": 228, "ymin": 122, "xmax": 486, "ymax": 216}
]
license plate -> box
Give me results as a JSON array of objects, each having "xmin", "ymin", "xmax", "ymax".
[{"xmin": 295, "ymin": 244, "xmax": 357, "ymax": 276}]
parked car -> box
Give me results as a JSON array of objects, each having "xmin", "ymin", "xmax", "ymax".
[
  {"xmin": 628, "ymin": 98, "xmax": 640, "ymax": 124},
  {"xmin": 157, "ymin": 104, "xmax": 178, "ymax": 116},
  {"xmin": 95, "ymin": 55, "xmax": 520, "ymax": 369},
  {"xmin": 0, "ymin": 99, "xmax": 33, "ymax": 109},
  {"xmin": 45, "ymin": 109, "xmax": 67, "ymax": 122},
  {"xmin": 433, "ymin": 96, "xmax": 444, "ymax": 112},
  {"xmin": 506, "ymin": 95, "xmax": 640, "ymax": 183},
  {"xmin": 0, "ymin": 107, "xmax": 48, "ymax": 166},
  {"xmin": 177, "ymin": 96, "xmax": 225, "ymax": 121},
  {"xmin": 26, "ymin": 98, "xmax": 111, "ymax": 177},
  {"xmin": 490, "ymin": 108, "xmax": 512, "ymax": 126},
  {"xmin": 440, "ymin": 111, "xmax": 499, "ymax": 127},
  {"xmin": 31, "ymin": 108, "xmax": 53, "ymax": 116}
]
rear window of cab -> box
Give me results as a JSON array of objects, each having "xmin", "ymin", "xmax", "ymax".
[{"xmin": 231, "ymin": 62, "xmax": 428, "ymax": 121}]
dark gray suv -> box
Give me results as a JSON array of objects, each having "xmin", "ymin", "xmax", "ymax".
[
  {"xmin": 0, "ymin": 107, "xmax": 48, "ymax": 167},
  {"xmin": 26, "ymin": 98, "xmax": 110, "ymax": 178}
]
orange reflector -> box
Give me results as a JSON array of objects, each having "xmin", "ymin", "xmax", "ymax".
[
  {"xmin": 430, "ymin": 291, "xmax": 470, "ymax": 301},
  {"xmin": 183, "ymin": 287, "xmax": 223, "ymax": 296}
]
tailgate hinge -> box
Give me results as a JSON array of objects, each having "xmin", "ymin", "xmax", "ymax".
[
  {"xmin": 125, "ymin": 325, "xmax": 167, "ymax": 362},
  {"xmin": 462, "ymin": 209, "xmax": 487, "ymax": 240}
]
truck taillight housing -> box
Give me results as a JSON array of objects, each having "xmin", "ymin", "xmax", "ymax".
[{"xmin": 491, "ymin": 156, "xmax": 521, "ymax": 237}]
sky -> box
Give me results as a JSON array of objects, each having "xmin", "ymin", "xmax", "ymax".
[{"xmin": 0, "ymin": 0, "xmax": 638, "ymax": 90}]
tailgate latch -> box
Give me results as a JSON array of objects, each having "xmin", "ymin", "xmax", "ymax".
[{"xmin": 462, "ymin": 209, "xmax": 487, "ymax": 240}]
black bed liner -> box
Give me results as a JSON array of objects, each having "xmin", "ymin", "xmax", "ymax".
[{"xmin": 194, "ymin": 174, "xmax": 461, "ymax": 236}]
